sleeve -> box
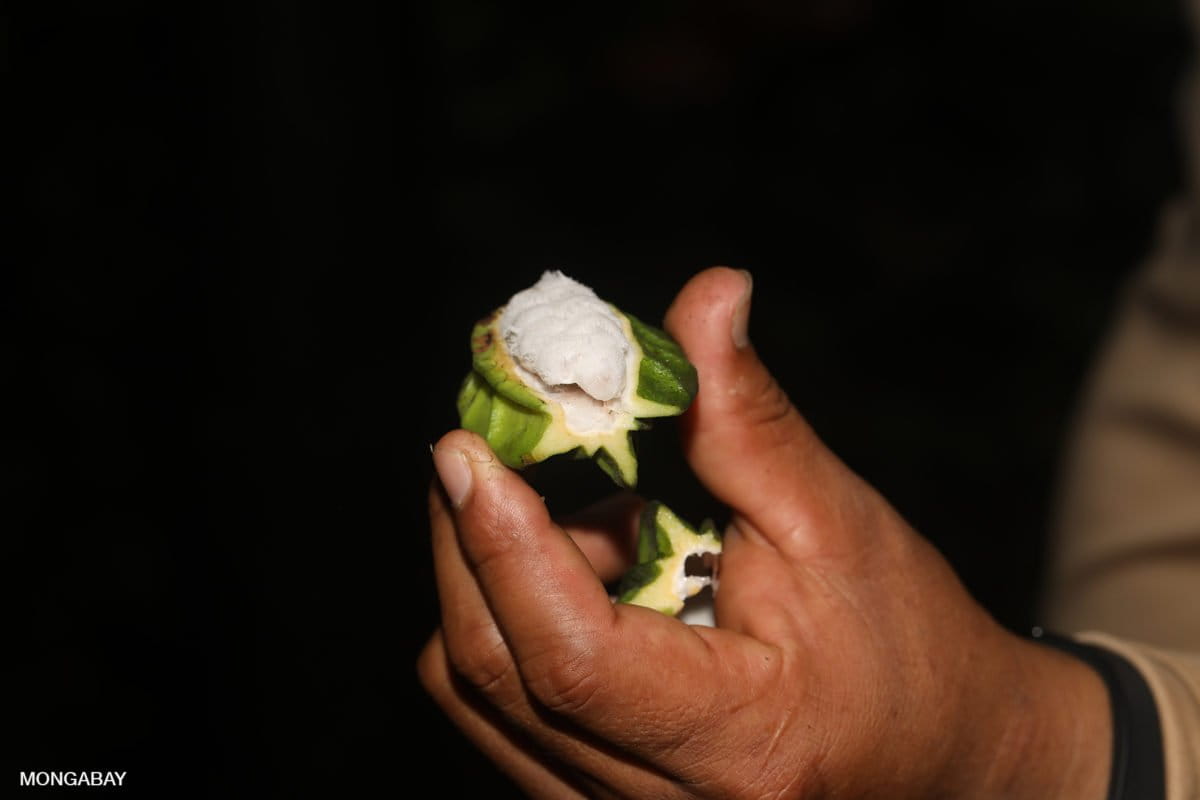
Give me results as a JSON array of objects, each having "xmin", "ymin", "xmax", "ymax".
[
  {"xmin": 1043, "ymin": 196, "xmax": 1200, "ymax": 651},
  {"xmin": 1041, "ymin": 16, "xmax": 1200, "ymax": 797},
  {"xmin": 1073, "ymin": 633, "xmax": 1200, "ymax": 800}
]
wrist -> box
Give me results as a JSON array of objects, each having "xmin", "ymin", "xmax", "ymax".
[
  {"xmin": 947, "ymin": 628, "xmax": 1112, "ymax": 799},
  {"xmin": 1032, "ymin": 631, "xmax": 1167, "ymax": 799}
]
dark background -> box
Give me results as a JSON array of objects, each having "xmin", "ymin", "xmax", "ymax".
[{"xmin": 6, "ymin": 0, "xmax": 1190, "ymax": 796}]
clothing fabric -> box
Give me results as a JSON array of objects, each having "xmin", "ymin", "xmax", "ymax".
[{"xmin": 1043, "ymin": 11, "xmax": 1200, "ymax": 789}]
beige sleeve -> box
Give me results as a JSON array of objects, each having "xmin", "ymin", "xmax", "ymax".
[
  {"xmin": 1076, "ymin": 633, "xmax": 1200, "ymax": 798},
  {"xmin": 1043, "ymin": 197, "xmax": 1200, "ymax": 649},
  {"xmin": 1042, "ymin": 24, "xmax": 1200, "ymax": 797}
]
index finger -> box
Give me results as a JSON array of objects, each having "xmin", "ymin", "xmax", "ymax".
[
  {"xmin": 432, "ymin": 429, "xmax": 619, "ymax": 709},
  {"xmin": 432, "ymin": 430, "xmax": 783, "ymax": 783}
]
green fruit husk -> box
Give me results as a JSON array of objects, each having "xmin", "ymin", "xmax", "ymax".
[
  {"xmin": 617, "ymin": 501, "xmax": 722, "ymax": 616},
  {"xmin": 457, "ymin": 305, "xmax": 696, "ymax": 488}
]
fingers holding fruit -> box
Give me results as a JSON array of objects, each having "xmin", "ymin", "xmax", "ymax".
[{"xmin": 426, "ymin": 433, "xmax": 788, "ymax": 798}]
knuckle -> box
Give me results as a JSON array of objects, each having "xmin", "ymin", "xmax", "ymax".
[
  {"xmin": 447, "ymin": 632, "xmax": 515, "ymax": 697},
  {"xmin": 743, "ymin": 374, "xmax": 796, "ymax": 432},
  {"xmin": 525, "ymin": 648, "xmax": 603, "ymax": 715},
  {"xmin": 416, "ymin": 634, "xmax": 465, "ymax": 711},
  {"xmin": 415, "ymin": 637, "xmax": 445, "ymax": 695},
  {"xmin": 459, "ymin": 496, "xmax": 525, "ymax": 574},
  {"xmin": 723, "ymin": 363, "xmax": 801, "ymax": 435}
]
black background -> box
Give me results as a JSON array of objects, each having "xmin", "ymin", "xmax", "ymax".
[{"xmin": 7, "ymin": 0, "xmax": 1190, "ymax": 796}]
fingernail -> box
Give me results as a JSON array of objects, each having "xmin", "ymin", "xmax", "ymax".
[
  {"xmin": 731, "ymin": 269, "xmax": 753, "ymax": 349},
  {"xmin": 433, "ymin": 447, "xmax": 473, "ymax": 509}
]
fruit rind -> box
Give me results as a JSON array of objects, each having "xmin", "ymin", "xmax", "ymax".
[
  {"xmin": 457, "ymin": 298, "xmax": 696, "ymax": 487},
  {"xmin": 617, "ymin": 502, "xmax": 722, "ymax": 616}
]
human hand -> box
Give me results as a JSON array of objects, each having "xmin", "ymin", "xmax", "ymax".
[{"xmin": 418, "ymin": 268, "xmax": 1112, "ymax": 799}]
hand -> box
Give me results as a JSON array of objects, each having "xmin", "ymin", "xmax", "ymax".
[{"xmin": 418, "ymin": 268, "xmax": 1112, "ymax": 799}]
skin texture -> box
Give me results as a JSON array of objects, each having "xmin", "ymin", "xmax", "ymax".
[{"xmin": 419, "ymin": 268, "xmax": 1113, "ymax": 799}]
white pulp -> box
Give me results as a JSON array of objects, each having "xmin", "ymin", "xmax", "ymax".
[{"xmin": 500, "ymin": 271, "xmax": 633, "ymax": 433}]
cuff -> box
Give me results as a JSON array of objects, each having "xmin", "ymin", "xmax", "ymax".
[{"xmin": 1031, "ymin": 628, "xmax": 1165, "ymax": 800}]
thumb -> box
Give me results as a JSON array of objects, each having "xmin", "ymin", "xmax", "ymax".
[{"xmin": 664, "ymin": 268, "xmax": 873, "ymax": 558}]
